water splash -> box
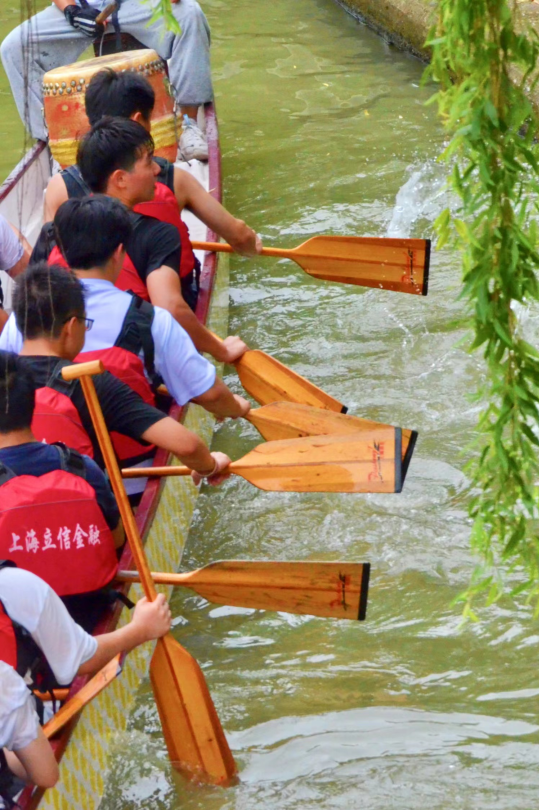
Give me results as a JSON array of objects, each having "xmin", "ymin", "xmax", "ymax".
[{"xmin": 386, "ymin": 160, "xmax": 451, "ymax": 238}]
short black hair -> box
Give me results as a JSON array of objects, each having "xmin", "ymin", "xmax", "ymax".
[
  {"xmin": 0, "ymin": 352, "xmax": 36, "ymax": 433},
  {"xmin": 13, "ymin": 262, "xmax": 86, "ymax": 340},
  {"xmin": 54, "ymin": 195, "xmax": 132, "ymax": 270},
  {"xmin": 85, "ymin": 68, "xmax": 155, "ymax": 125},
  {"xmin": 77, "ymin": 116, "xmax": 154, "ymax": 194}
]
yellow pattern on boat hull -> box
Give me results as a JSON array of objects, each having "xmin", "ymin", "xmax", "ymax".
[{"xmin": 39, "ymin": 253, "xmax": 229, "ymax": 810}]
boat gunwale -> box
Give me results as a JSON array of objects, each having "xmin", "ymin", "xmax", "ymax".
[{"xmin": 15, "ymin": 101, "xmax": 223, "ymax": 809}]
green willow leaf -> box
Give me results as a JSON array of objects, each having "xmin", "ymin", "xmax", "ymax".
[{"xmin": 427, "ymin": 0, "xmax": 539, "ymax": 611}]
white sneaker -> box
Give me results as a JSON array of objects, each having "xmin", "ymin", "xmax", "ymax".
[{"xmin": 179, "ymin": 115, "xmax": 208, "ymax": 161}]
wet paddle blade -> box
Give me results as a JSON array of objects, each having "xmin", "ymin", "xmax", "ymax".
[
  {"xmin": 139, "ymin": 561, "xmax": 371, "ymax": 620},
  {"xmin": 236, "ymin": 350, "xmax": 346, "ymax": 413},
  {"xmin": 150, "ymin": 637, "xmax": 237, "ymax": 786},
  {"xmin": 234, "ymin": 428, "xmax": 403, "ymax": 493},
  {"xmin": 248, "ymin": 401, "xmax": 417, "ymax": 474},
  {"xmin": 291, "ymin": 236, "xmax": 430, "ymax": 296}
]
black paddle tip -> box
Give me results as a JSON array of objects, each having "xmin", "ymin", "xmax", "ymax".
[
  {"xmin": 340, "ymin": 404, "xmax": 348, "ymax": 415},
  {"xmin": 401, "ymin": 430, "xmax": 418, "ymax": 484},
  {"xmin": 358, "ymin": 562, "xmax": 370, "ymax": 621},
  {"xmin": 394, "ymin": 427, "xmax": 403, "ymax": 493},
  {"xmin": 422, "ymin": 239, "xmax": 431, "ymax": 296}
]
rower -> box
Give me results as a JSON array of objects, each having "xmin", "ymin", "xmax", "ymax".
[
  {"xmin": 0, "ymin": 352, "xmax": 125, "ymax": 630},
  {"xmin": 0, "ymin": 561, "xmax": 171, "ymax": 802},
  {"xmin": 43, "ymin": 67, "xmax": 261, "ymax": 260},
  {"xmin": 9, "ymin": 261, "xmax": 232, "ymax": 488},
  {"xmin": 43, "ymin": 117, "xmax": 248, "ymax": 366},
  {"xmin": 0, "ymin": 196, "xmax": 250, "ymax": 483}
]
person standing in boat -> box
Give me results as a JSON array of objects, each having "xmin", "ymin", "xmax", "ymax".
[
  {"xmin": 38, "ymin": 117, "xmax": 249, "ymax": 367},
  {"xmin": 7, "ymin": 261, "xmax": 234, "ymax": 491},
  {"xmin": 44, "ymin": 67, "xmax": 262, "ymax": 258},
  {"xmin": 0, "ymin": 561, "xmax": 171, "ymax": 803},
  {"xmin": 0, "ymin": 0, "xmax": 212, "ymax": 161}
]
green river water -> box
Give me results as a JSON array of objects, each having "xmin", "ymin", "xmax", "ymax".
[{"xmin": 3, "ymin": 1, "xmax": 539, "ymax": 808}]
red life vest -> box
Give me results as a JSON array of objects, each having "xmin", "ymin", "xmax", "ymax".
[
  {"xmin": 31, "ymin": 361, "xmax": 94, "ymax": 459},
  {"xmin": 135, "ymin": 183, "xmax": 197, "ymax": 280},
  {"xmin": 58, "ymin": 164, "xmax": 197, "ymax": 297},
  {"xmin": 76, "ymin": 295, "xmax": 158, "ymax": 464},
  {"xmin": 0, "ymin": 446, "xmax": 118, "ymax": 598}
]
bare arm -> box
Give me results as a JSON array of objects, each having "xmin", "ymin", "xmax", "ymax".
[
  {"xmin": 174, "ymin": 168, "xmax": 261, "ymax": 256},
  {"xmin": 146, "ymin": 266, "xmax": 248, "ymax": 362},
  {"xmin": 44, "ymin": 173, "xmax": 69, "ymax": 223},
  {"xmin": 77, "ymin": 594, "xmax": 171, "ymax": 675},
  {"xmin": 142, "ymin": 416, "xmax": 218, "ymax": 474},
  {"xmin": 5, "ymin": 729, "xmax": 59, "ymax": 789},
  {"xmin": 192, "ymin": 377, "xmax": 251, "ymax": 420}
]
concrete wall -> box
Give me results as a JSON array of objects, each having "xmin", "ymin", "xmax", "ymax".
[
  {"xmin": 334, "ymin": 0, "xmax": 539, "ymax": 65},
  {"xmin": 333, "ymin": 0, "xmax": 434, "ymax": 61}
]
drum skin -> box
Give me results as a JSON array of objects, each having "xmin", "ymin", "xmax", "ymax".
[{"xmin": 43, "ymin": 49, "xmax": 177, "ymax": 168}]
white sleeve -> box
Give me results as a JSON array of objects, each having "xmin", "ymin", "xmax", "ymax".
[
  {"xmin": 0, "ymin": 215, "xmax": 23, "ymax": 274},
  {"xmin": 152, "ymin": 306, "xmax": 216, "ymax": 405},
  {"xmin": 0, "ymin": 663, "xmax": 40, "ymax": 751},
  {"xmin": 0, "ymin": 569, "xmax": 98, "ymax": 686},
  {"xmin": 0, "ymin": 312, "xmax": 23, "ymax": 353}
]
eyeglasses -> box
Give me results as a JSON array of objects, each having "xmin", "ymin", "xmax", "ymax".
[{"xmin": 63, "ymin": 316, "xmax": 94, "ymax": 331}]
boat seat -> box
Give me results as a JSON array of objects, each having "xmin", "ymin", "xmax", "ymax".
[{"xmin": 93, "ymin": 32, "xmax": 147, "ymax": 58}]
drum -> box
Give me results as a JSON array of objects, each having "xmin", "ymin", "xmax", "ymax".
[{"xmin": 43, "ymin": 49, "xmax": 177, "ymax": 169}]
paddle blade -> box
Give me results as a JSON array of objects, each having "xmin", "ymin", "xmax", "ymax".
[
  {"xmin": 186, "ymin": 560, "xmax": 371, "ymax": 620},
  {"xmin": 150, "ymin": 636, "xmax": 237, "ymax": 786},
  {"xmin": 248, "ymin": 401, "xmax": 417, "ymax": 471},
  {"xmin": 292, "ymin": 236, "xmax": 430, "ymax": 296},
  {"xmin": 236, "ymin": 350, "xmax": 346, "ymax": 413},
  {"xmin": 232, "ymin": 428, "xmax": 403, "ymax": 493}
]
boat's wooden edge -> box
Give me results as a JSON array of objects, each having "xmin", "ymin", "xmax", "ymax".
[{"xmin": 17, "ymin": 103, "xmax": 223, "ymax": 808}]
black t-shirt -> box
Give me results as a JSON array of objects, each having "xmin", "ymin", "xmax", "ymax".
[
  {"xmin": 19, "ymin": 356, "xmax": 167, "ymax": 468},
  {"xmin": 126, "ymin": 212, "xmax": 182, "ymax": 283}
]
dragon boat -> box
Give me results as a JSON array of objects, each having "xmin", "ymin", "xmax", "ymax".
[{"xmin": 0, "ymin": 46, "xmax": 228, "ymax": 810}]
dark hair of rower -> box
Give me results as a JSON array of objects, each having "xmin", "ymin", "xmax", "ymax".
[
  {"xmin": 12, "ymin": 262, "xmax": 85, "ymax": 340},
  {"xmin": 54, "ymin": 195, "xmax": 132, "ymax": 270},
  {"xmin": 0, "ymin": 351, "xmax": 35, "ymax": 433},
  {"xmin": 85, "ymin": 68, "xmax": 155, "ymax": 125},
  {"xmin": 77, "ymin": 116, "xmax": 154, "ymax": 194}
]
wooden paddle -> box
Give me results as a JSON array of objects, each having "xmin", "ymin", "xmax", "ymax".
[
  {"xmin": 192, "ymin": 236, "xmax": 430, "ymax": 296},
  {"xmin": 123, "ymin": 428, "xmax": 404, "ymax": 494},
  {"xmin": 95, "ymin": 2, "xmax": 118, "ymax": 24},
  {"xmin": 43, "ymin": 655, "xmax": 122, "ymax": 739},
  {"xmin": 62, "ymin": 361, "xmax": 237, "ymax": 786},
  {"xmin": 158, "ymin": 348, "xmax": 347, "ymax": 413},
  {"xmin": 245, "ymin": 401, "xmax": 417, "ymax": 479},
  {"xmin": 116, "ymin": 560, "xmax": 371, "ymax": 620}
]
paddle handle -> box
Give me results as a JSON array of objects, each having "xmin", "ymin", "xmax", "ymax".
[
  {"xmin": 43, "ymin": 655, "xmax": 121, "ymax": 739},
  {"xmin": 122, "ymin": 464, "xmax": 223, "ymax": 478},
  {"xmin": 191, "ymin": 241, "xmax": 291, "ymax": 259},
  {"xmin": 72, "ymin": 372, "xmax": 158, "ymax": 601},
  {"xmin": 96, "ymin": 2, "xmax": 117, "ymax": 23}
]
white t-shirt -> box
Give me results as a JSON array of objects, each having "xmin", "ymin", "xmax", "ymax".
[
  {"xmin": 0, "ymin": 662, "xmax": 39, "ymax": 751},
  {"xmin": 0, "ymin": 215, "xmax": 23, "ymax": 274},
  {"xmin": 0, "ymin": 278, "xmax": 216, "ymax": 406},
  {"xmin": 0, "ymin": 567, "xmax": 97, "ymax": 686}
]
